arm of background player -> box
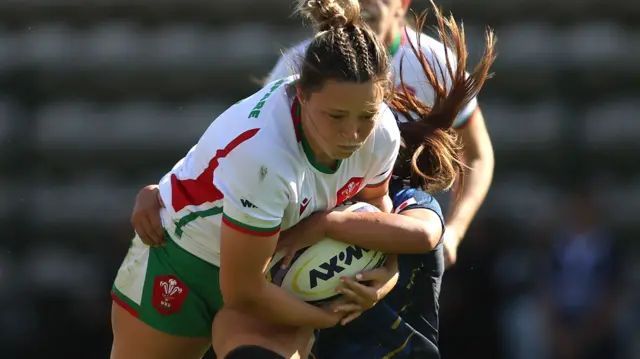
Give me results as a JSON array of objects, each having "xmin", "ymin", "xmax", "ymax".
[{"xmin": 447, "ymin": 106, "xmax": 494, "ymax": 242}]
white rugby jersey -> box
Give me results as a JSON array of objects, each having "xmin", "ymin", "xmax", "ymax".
[
  {"xmin": 267, "ymin": 28, "xmax": 478, "ymax": 129},
  {"xmin": 157, "ymin": 76, "xmax": 401, "ymax": 266}
]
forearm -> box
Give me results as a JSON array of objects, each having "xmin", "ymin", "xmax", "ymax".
[
  {"xmin": 357, "ymin": 193, "xmax": 393, "ymax": 213},
  {"xmin": 447, "ymin": 150, "xmax": 494, "ymax": 237},
  {"xmin": 231, "ymin": 281, "xmax": 336, "ymax": 328},
  {"xmin": 323, "ymin": 211, "xmax": 433, "ymax": 253}
]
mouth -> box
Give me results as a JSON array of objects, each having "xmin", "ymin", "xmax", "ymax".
[{"xmin": 338, "ymin": 145, "xmax": 361, "ymax": 152}]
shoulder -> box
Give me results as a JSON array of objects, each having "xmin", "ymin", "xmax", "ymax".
[
  {"xmin": 269, "ymin": 39, "xmax": 313, "ymax": 80},
  {"xmin": 216, "ymin": 135, "xmax": 295, "ymax": 195},
  {"xmin": 402, "ymin": 28, "xmax": 452, "ymax": 64},
  {"xmin": 281, "ymin": 38, "xmax": 312, "ymax": 58},
  {"xmin": 217, "ymin": 76, "xmax": 295, "ymax": 126},
  {"xmin": 212, "ymin": 81, "xmax": 299, "ymax": 184},
  {"xmin": 374, "ymin": 104, "xmax": 401, "ymax": 145},
  {"xmin": 276, "ymin": 39, "xmax": 312, "ymax": 73},
  {"xmin": 397, "ymin": 28, "xmax": 455, "ymax": 87},
  {"xmin": 393, "ymin": 188, "xmax": 443, "ymax": 221}
]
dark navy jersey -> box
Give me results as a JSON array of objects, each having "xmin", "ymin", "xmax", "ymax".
[{"xmin": 314, "ymin": 188, "xmax": 445, "ymax": 359}]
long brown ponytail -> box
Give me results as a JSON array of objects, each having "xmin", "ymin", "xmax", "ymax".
[{"xmin": 389, "ymin": 2, "xmax": 496, "ymax": 193}]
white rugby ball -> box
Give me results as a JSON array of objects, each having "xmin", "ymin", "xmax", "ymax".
[{"xmin": 267, "ymin": 201, "xmax": 387, "ymax": 305}]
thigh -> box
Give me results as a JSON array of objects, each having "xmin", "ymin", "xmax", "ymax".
[
  {"xmin": 111, "ymin": 302, "xmax": 211, "ymax": 359},
  {"xmin": 112, "ymin": 233, "xmax": 224, "ymax": 338},
  {"xmin": 212, "ymin": 307, "xmax": 314, "ymax": 359}
]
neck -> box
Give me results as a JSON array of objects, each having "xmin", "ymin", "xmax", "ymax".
[{"xmin": 384, "ymin": 21, "xmax": 404, "ymax": 45}]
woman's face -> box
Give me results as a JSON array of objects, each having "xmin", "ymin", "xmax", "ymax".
[
  {"xmin": 298, "ymin": 80, "xmax": 384, "ymax": 163},
  {"xmin": 359, "ymin": 0, "xmax": 407, "ymax": 40}
]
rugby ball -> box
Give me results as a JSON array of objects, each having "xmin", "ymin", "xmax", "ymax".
[{"xmin": 266, "ymin": 201, "xmax": 387, "ymax": 305}]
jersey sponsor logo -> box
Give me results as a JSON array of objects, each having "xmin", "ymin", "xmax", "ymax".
[
  {"xmin": 308, "ymin": 246, "xmax": 370, "ymax": 289},
  {"xmin": 152, "ymin": 275, "xmax": 189, "ymax": 315},
  {"xmin": 248, "ymin": 78, "xmax": 285, "ymax": 119},
  {"xmin": 240, "ymin": 199, "xmax": 257, "ymax": 209},
  {"xmin": 299, "ymin": 197, "xmax": 310, "ymax": 216},
  {"xmin": 336, "ymin": 177, "xmax": 364, "ymax": 206}
]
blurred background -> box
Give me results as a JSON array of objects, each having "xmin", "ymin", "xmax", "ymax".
[{"xmin": 0, "ymin": 0, "xmax": 638, "ymax": 358}]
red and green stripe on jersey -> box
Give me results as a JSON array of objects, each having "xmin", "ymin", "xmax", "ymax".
[{"xmin": 170, "ymin": 128, "xmax": 280, "ymax": 237}]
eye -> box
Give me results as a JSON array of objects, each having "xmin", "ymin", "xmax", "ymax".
[
  {"xmin": 328, "ymin": 113, "xmax": 345, "ymax": 120},
  {"xmin": 360, "ymin": 113, "xmax": 377, "ymax": 121}
]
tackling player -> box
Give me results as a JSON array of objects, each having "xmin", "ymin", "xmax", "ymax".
[{"xmin": 267, "ymin": 0, "xmax": 495, "ymax": 268}]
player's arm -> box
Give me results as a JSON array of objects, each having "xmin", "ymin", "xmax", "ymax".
[
  {"xmin": 131, "ymin": 184, "xmax": 165, "ymax": 246},
  {"xmin": 216, "ymin": 149, "xmax": 341, "ymax": 329},
  {"xmin": 323, "ymin": 189, "xmax": 444, "ymax": 254},
  {"xmin": 427, "ymin": 42, "xmax": 494, "ymax": 246},
  {"xmin": 220, "ymin": 223, "xmax": 339, "ymax": 328},
  {"xmin": 447, "ymin": 106, "xmax": 494, "ymax": 241}
]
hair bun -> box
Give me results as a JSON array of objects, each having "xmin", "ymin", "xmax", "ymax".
[{"xmin": 297, "ymin": 0, "xmax": 361, "ymax": 31}]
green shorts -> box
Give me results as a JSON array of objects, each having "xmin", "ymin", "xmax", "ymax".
[{"xmin": 112, "ymin": 232, "xmax": 223, "ymax": 338}]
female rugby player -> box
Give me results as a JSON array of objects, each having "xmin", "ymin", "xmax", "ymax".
[
  {"xmin": 132, "ymin": 3, "xmax": 493, "ymax": 357},
  {"xmin": 111, "ymin": 0, "xmax": 403, "ymax": 357},
  {"xmin": 267, "ymin": 0, "xmax": 495, "ymax": 268}
]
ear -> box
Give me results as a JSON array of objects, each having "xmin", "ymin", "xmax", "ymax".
[{"xmin": 295, "ymin": 83, "xmax": 305, "ymax": 101}]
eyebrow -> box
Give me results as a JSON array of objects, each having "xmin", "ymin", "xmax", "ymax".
[{"xmin": 326, "ymin": 108, "xmax": 379, "ymax": 114}]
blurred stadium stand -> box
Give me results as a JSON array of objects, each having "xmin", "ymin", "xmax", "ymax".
[{"xmin": 0, "ymin": 0, "xmax": 638, "ymax": 358}]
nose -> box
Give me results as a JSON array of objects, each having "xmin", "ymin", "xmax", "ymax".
[{"xmin": 339, "ymin": 120, "xmax": 360, "ymax": 142}]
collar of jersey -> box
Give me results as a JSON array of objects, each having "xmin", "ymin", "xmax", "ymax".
[
  {"xmin": 291, "ymin": 97, "xmax": 342, "ymax": 174},
  {"xmin": 387, "ymin": 31, "xmax": 403, "ymax": 57}
]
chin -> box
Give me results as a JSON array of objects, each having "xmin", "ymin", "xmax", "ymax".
[{"xmin": 332, "ymin": 151, "xmax": 357, "ymax": 160}]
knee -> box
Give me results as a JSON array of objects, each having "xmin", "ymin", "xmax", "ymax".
[{"xmin": 212, "ymin": 308, "xmax": 313, "ymax": 359}]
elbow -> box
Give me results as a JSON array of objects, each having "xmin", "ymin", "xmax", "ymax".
[
  {"xmin": 220, "ymin": 286, "xmax": 251, "ymax": 310},
  {"xmin": 220, "ymin": 276, "xmax": 263, "ymax": 310},
  {"xmin": 409, "ymin": 227, "xmax": 439, "ymax": 254}
]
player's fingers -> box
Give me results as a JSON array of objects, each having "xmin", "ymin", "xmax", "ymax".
[
  {"xmin": 137, "ymin": 218, "xmax": 160, "ymax": 247},
  {"xmin": 341, "ymin": 277, "xmax": 373, "ymax": 298},
  {"xmin": 331, "ymin": 303, "xmax": 362, "ymax": 313},
  {"xmin": 341, "ymin": 311, "xmax": 362, "ymax": 326},
  {"xmin": 354, "ymin": 268, "xmax": 385, "ymax": 282},
  {"xmin": 140, "ymin": 215, "xmax": 163, "ymax": 246},
  {"xmin": 281, "ymin": 248, "xmax": 296, "ymax": 269},
  {"xmin": 274, "ymin": 237, "xmax": 289, "ymax": 252},
  {"xmin": 156, "ymin": 190, "xmax": 166, "ymax": 208},
  {"xmin": 148, "ymin": 212, "xmax": 166, "ymax": 246},
  {"xmin": 336, "ymin": 284, "xmax": 368, "ymax": 306}
]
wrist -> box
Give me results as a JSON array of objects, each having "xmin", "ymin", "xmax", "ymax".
[
  {"xmin": 384, "ymin": 254, "xmax": 399, "ymax": 271},
  {"xmin": 445, "ymin": 223, "xmax": 466, "ymax": 243}
]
